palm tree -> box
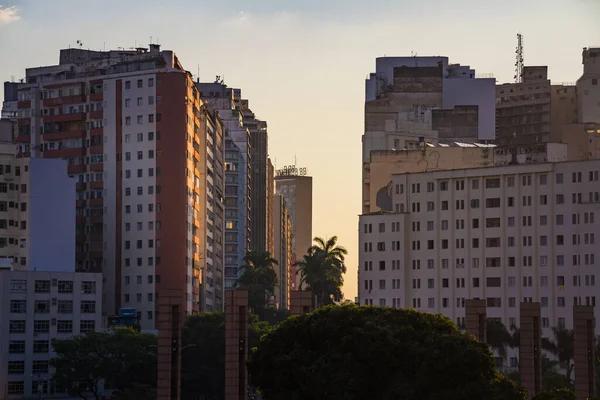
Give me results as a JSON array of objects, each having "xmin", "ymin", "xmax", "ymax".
[
  {"xmin": 542, "ymin": 326, "xmax": 574, "ymax": 384},
  {"xmin": 486, "ymin": 319, "xmax": 513, "ymax": 361},
  {"xmin": 295, "ymin": 236, "xmax": 347, "ymax": 308},
  {"xmin": 236, "ymin": 251, "xmax": 278, "ymax": 315}
]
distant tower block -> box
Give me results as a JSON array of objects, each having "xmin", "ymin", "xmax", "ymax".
[
  {"xmin": 573, "ymin": 305, "xmax": 597, "ymax": 400},
  {"xmin": 520, "ymin": 302, "xmax": 542, "ymax": 399},
  {"xmin": 465, "ymin": 299, "xmax": 486, "ymax": 342},
  {"xmin": 289, "ymin": 290, "xmax": 314, "ymax": 316},
  {"xmin": 225, "ymin": 290, "xmax": 249, "ymax": 400}
]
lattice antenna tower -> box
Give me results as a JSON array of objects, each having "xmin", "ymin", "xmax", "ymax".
[{"xmin": 515, "ymin": 33, "xmax": 524, "ymax": 83}]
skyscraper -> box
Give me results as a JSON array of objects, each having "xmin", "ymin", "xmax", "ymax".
[{"xmin": 274, "ymin": 167, "xmax": 312, "ymax": 290}]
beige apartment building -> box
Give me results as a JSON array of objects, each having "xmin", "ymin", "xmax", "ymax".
[{"xmin": 359, "ymin": 159, "xmax": 600, "ymax": 370}]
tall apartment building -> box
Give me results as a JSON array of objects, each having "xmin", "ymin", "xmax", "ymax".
[
  {"xmin": 274, "ymin": 171, "xmax": 313, "ymax": 289},
  {"xmin": 363, "ymin": 56, "xmax": 496, "ymax": 162},
  {"xmin": 359, "ymin": 159, "xmax": 600, "ymax": 343},
  {"xmin": 273, "ymin": 194, "xmax": 292, "ymax": 309},
  {"xmin": 495, "ymin": 66, "xmax": 552, "ymax": 146},
  {"xmin": 6, "ymin": 45, "xmax": 225, "ymax": 328},
  {"xmin": 577, "ymin": 47, "xmax": 600, "ymax": 124}
]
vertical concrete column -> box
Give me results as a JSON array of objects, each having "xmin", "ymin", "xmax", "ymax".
[
  {"xmin": 465, "ymin": 299, "xmax": 487, "ymax": 342},
  {"xmin": 289, "ymin": 290, "xmax": 314, "ymax": 316},
  {"xmin": 157, "ymin": 289, "xmax": 183, "ymax": 400},
  {"xmin": 225, "ymin": 290, "xmax": 249, "ymax": 400},
  {"xmin": 573, "ymin": 305, "xmax": 596, "ymax": 400},
  {"xmin": 519, "ymin": 302, "xmax": 542, "ymax": 399}
]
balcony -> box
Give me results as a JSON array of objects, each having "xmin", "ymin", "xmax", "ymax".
[
  {"xmin": 76, "ymin": 216, "xmax": 86, "ymax": 224},
  {"xmin": 90, "ymin": 181, "xmax": 103, "ymax": 190},
  {"xmin": 16, "ymin": 135, "xmax": 30, "ymax": 144},
  {"xmin": 90, "ymin": 128, "xmax": 103, "ymax": 136},
  {"xmin": 90, "ymin": 163, "xmax": 103, "ymax": 172},
  {"xmin": 76, "ymin": 199, "xmax": 86, "ymax": 208},
  {"xmin": 17, "ymin": 100, "xmax": 31, "ymax": 109},
  {"xmin": 76, "ymin": 182, "xmax": 87, "ymax": 191},
  {"xmin": 90, "ymin": 92, "xmax": 103, "ymax": 102},
  {"xmin": 44, "ymin": 112, "xmax": 86, "ymax": 124},
  {"xmin": 89, "ymin": 145, "xmax": 103, "ymax": 154},
  {"xmin": 68, "ymin": 165, "xmax": 86, "ymax": 174},
  {"xmin": 90, "ymin": 215, "xmax": 103, "ymax": 224},
  {"xmin": 90, "ymin": 110, "xmax": 103, "ymax": 119},
  {"xmin": 89, "ymin": 198, "xmax": 103, "ymax": 206},
  {"xmin": 43, "ymin": 147, "xmax": 86, "ymax": 158},
  {"xmin": 43, "ymin": 95, "xmax": 86, "ymax": 107},
  {"xmin": 43, "ymin": 130, "xmax": 86, "ymax": 141},
  {"xmin": 76, "ymin": 234, "xmax": 86, "ymax": 243}
]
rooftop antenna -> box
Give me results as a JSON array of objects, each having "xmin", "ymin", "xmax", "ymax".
[
  {"xmin": 294, "ymin": 154, "xmax": 297, "ymax": 166},
  {"xmin": 515, "ymin": 33, "xmax": 524, "ymax": 83}
]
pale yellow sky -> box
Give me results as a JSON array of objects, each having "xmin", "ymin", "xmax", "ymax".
[{"xmin": 1, "ymin": 0, "xmax": 599, "ymax": 300}]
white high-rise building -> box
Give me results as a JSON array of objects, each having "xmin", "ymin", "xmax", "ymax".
[{"xmin": 359, "ymin": 159, "xmax": 600, "ymax": 339}]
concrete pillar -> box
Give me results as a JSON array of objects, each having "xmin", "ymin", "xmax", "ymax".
[
  {"xmin": 465, "ymin": 299, "xmax": 486, "ymax": 342},
  {"xmin": 519, "ymin": 302, "xmax": 542, "ymax": 399},
  {"xmin": 573, "ymin": 305, "xmax": 596, "ymax": 400},
  {"xmin": 289, "ymin": 290, "xmax": 314, "ymax": 316},
  {"xmin": 225, "ymin": 290, "xmax": 249, "ymax": 400},
  {"xmin": 157, "ymin": 290, "xmax": 183, "ymax": 400}
]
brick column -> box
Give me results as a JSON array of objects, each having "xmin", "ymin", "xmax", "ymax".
[
  {"xmin": 225, "ymin": 290, "xmax": 249, "ymax": 400},
  {"xmin": 465, "ymin": 299, "xmax": 486, "ymax": 342},
  {"xmin": 519, "ymin": 302, "xmax": 542, "ymax": 399},
  {"xmin": 157, "ymin": 289, "xmax": 183, "ymax": 400},
  {"xmin": 573, "ymin": 305, "xmax": 596, "ymax": 400},
  {"xmin": 289, "ymin": 290, "xmax": 314, "ymax": 316}
]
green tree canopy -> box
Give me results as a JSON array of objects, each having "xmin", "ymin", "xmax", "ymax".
[
  {"xmin": 295, "ymin": 236, "xmax": 347, "ymax": 308},
  {"xmin": 532, "ymin": 387, "xmax": 576, "ymax": 400},
  {"xmin": 248, "ymin": 305, "xmax": 526, "ymax": 400},
  {"xmin": 236, "ymin": 251, "xmax": 279, "ymax": 314},
  {"xmin": 50, "ymin": 328, "xmax": 157, "ymax": 400}
]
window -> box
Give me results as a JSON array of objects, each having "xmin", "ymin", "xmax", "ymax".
[
  {"xmin": 57, "ymin": 320, "xmax": 73, "ymax": 333},
  {"xmin": 58, "ymin": 280, "xmax": 73, "ymax": 293},
  {"xmin": 57, "ymin": 300, "xmax": 73, "ymax": 314},
  {"xmin": 8, "ymin": 360, "xmax": 25, "ymax": 374},
  {"xmin": 34, "ymin": 300, "xmax": 50, "ymax": 313},
  {"xmin": 10, "ymin": 300, "xmax": 26, "ymax": 313},
  {"xmin": 148, "ymin": 78, "xmax": 154, "ymax": 87},
  {"xmin": 81, "ymin": 281, "xmax": 96, "ymax": 294},
  {"xmin": 137, "ymin": 79, "xmax": 143, "ymax": 88},
  {"xmin": 33, "ymin": 320, "xmax": 50, "ymax": 334},
  {"xmin": 9, "ymin": 320, "xmax": 25, "ymax": 333},
  {"xmin": 7, "ymin": 381, "xmax": 24, "ymax": 395},
  {"xmin": 33, "ymin": 340, "xmax": 49, "ymax": 353},
  {"xmin": 81, "ymin": 301, "xmax": 96, "ymax": 314},
  {"xmin": 486, "ymin": 178, "xmax": 500, "ymax": 188},
  {"xmin": 32, "ymin": 360, "xmax": 49, "ymax": 374},
  {"xmin": 34, "ymin": 280, "xmax": 50, "ymax": 293},
  {"xmin": 80, "ymin": 320, "xmax": 96, "ymax": 333}
]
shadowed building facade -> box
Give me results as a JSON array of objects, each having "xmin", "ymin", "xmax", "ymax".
[
  {"xmin": 225, "ymin": 290, "xmax": 249, "ymax": 400},
  {"xmin": 573, "ymin": 305, "xmax": 596, "ymax": 400},
  {"xmin": 519, "ymin": 302, "xmax": 542, "ymax": 399}
]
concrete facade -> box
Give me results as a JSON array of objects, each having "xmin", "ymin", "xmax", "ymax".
[
  {"xmin": 519, "ymin": 302, "xmax": 542, "ymax": 399},
  {"xmin": 0, "ymin": 270, "xmax": 102, "ymax": 399},
  {"xmin": 465, "ymin": 298, "xmax": 486, "ymax": 342},
  {"xmin": 224, "ymin": 290, "xmax": 248, "ymax": 400},
  {"xmin": 273, "ymin": 194, "xmax": 292, "ymax": 309},
  {"xmin": 577, "ymin": 47, "xmax": 600, "ymax": 124},
  {"xmin": 359, "ymin": 159, "xmax": 600, "ymax": 360},
  {"xmin": 274, "ymin": 174, "xmax": 313, "ymax": 289},
  {"xmin": 573, "ymin": 305, "xmax": 596, "ymax": 400},
  {"xmin": 496, "ymin": 66, "xmax": 552, "ymax": 146},
  {"xmin": 289, "ymin": 290, "xmax": 313, "ymax": 316}
]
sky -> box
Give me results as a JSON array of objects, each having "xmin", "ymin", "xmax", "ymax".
[{"xmin": 1, "ymin": 0, "xmax": 599, "ymax": 301}]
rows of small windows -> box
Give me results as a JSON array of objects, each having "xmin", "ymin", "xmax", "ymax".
[
  {"xmin": 8, "ymin": 319, "xmax": 95, "ymax": 335},
  {"xmin": 9, "ymin": 279, "xmax": 96, "ymax": 294},
  {"xmin": 6, "ymin": 379, "xmax": 73, "ymax": 395},
  {"xmin": 123, "ymin": 149, "xmax": 157, "ymax": 161},
  {"xmin": 363, "ymin": 274, "xmax": 596, "ymax": 291},
  {"xmin": 124, "ymin": 95, "xmax": 160, "ymax": 108},
  {"xmin": 10, "ymin": 299, "xmax": 96, "ymax": 314},
  {"xmin": 124, "ymin": 113, "xmax": 161, "ymax": 125},
  {"xmin": 394, "ymin": 171, "xmax": 600, "ymax": 196},
  {"xmin": 364, "ymin": 252, "xmax": 596, "ymax": 271},
  {"xmin": 123, "ymin": 203, "xmax": 162, "ymax": 214},
  {"xmin": 124, "ymin": 131, "xmax": 156, "ymax": 143},
  {"xmin": 124, "ymin": 77, "xmax": 155, "ymax": 90},
  {"xmin": 124, "ymin": 185, "xmax": 161, "ymax": 196}
]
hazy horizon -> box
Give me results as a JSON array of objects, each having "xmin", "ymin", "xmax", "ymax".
[{"xmin": 1, "ymin": 0, "xmax": 599, "ymax": 301}]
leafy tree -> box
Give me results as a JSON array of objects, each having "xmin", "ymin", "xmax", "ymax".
[
  {"xmin": 532, "ymin": 387, "xmax": 576, "ymax": 400},
  {"xmin": 543, "ymin": 327, "xmax": 574, "ymax": 383},
  {"xmin": 236, "ymin": 251, "xmax": 279, "ymax": 315},
  {"xmin": 295, "ymin": 236, "xmax": 347, "ymax": 308},
  {"xmin": 51, "ymin": 328, "xmax": 157, "ymax": 400},
  {"xmin": 248, "ymin": 305, "xmax": 527, "ymax": 400},
  {"xmin": 181, "ymin": 312, "xmax": 273, "ymax": 400}
]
